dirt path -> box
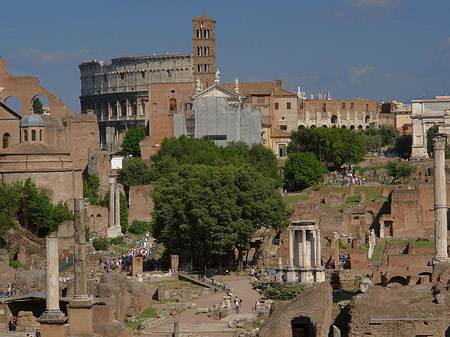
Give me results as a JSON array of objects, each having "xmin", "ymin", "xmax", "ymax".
[{"xmin": 141, "ymin": 275, "xmax": 262, "ymax": 336}]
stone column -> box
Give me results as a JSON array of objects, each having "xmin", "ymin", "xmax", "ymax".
[
  {"xmin": 107, "ymin": 101, "xmax": 112, "ymax": 119},
  {"xmin": 379, "ymin": 220, "xmax": 385, "ymax": 239},
  {"xmin": 126, "ymin": 98, "xmax": 130, "ymax": 117},
  {"xmin": 288, "ymin": 229, "xmax": 294, "ymax": 268},
  {"xmin": 302, "ymin": 229, "xmax": 307, "ymax": 267},
  {"xmin": 42, "ymin": 236, "xmax": 64, "ymax": 318},
  {"xmin": 38, "ymin": 236, "xmax": 65, "ymax": 335},
  {"xmin": 116, "ymin": 100, "xmax": 121, "ymax": 117},
  {"xmin": 433, "ymin": 134, "xmax": 450, "ymax": 263},
  {"xmin": 109, "ymin": 175, "xmax": 115, "ymax": 229},
  {"xmin": 312, "ymin": 230, "xmax": 317, "ymax": 267},
  {"xmin": 114, "ymin": 185, "xmax": 121, "ymax": 232},
  {"xmin": 316, "ymin": 229, "xmax": 322, "ymax": 267},
  {"xmin": 69, "ymin": 198, "xmax": 93, "ymax": 336},
  {"xmin": 74, "ymin": 198, "xmax": 89, "ymax": 300}
]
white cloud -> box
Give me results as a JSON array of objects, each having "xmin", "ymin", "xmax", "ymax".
[
  {"xmin": 9, "ymin": 48, "xmax": 95, "ymax": 66},
  {"xmin": 349, "ymin": 65, "xmax": 375, "ymax": 82},
  {"xmin": 347, "ymin": 0, "xmax": 402, "ymax": 9},
  {"xmin": 322, "ymin": 0, "xmax": 403, "ymax": 21}
]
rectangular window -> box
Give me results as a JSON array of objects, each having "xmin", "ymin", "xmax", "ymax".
[
  {"xmin": 350, "ymin": 102, "xmax": 354, "ymax": 109},
  {"xmin": 185, "ymin": 103, "xmax": 192, "ymax": 111},
  {"xmin": 322, "ymin": 103, "xmax": 326, "ymax": 112},
  {"xmin": 275, "ymin": 102, "xmax": 279, "ymax": 110},
  {"xmin": 207, "ymin": 135, "xmax": 227, "ymax": 141},
  {"xmin": 341, "ymin": 102, "xmax": 345, "ymax": 109},
  {"xmin": 287, "ymin": 102, "xmax": 291, "ymax": 109},
  {"xmin": 280, "ymin": 125, "xmax": 287, "ymax": 131},
  {"xmin": 278, "ymin": 144, "xmax": 287, "ymax": 157}
]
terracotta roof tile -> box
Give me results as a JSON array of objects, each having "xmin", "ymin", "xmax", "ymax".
[
  {"xmin": 222, "ymin": 82, "xmax": 276, "ymax": 95},
  {"xmin": 0, "ymin": 142, "xmax": 69, "ymax": 155},
  {"xmin": 273, "ymin": 89, "xmax": 297, "ymax": 97}
]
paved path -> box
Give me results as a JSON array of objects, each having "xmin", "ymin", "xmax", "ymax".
[{"xmin": 140, "ymin": 276, "xmax": 262, "ymax": 336}]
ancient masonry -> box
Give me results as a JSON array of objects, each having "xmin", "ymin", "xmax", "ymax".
[
  {"xmin": 275, "ymin": 220, "xmax": 325, "ymax": 285},
  {"xmin": 79, "ymin": 14, "xmax": 216, "ymax": 153}
]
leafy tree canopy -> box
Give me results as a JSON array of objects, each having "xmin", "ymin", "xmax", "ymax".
[
  {"xmin": 151, "ymin": 136, "xmax": 281, "ymax": 184},
  {"xmin": 387, "ymin": 160, "xmax": 417, "ymax": 181},
  {"xmin": 1, "ymin": 178, "xmax": 73, "ymax": 237},
  {"xmin": 284, "ymin": 152, "xmax": 328, "ymax": 191},
  {"xmin": 118, "ymin": 127, "xmax": 146, "ymax": 157},
  {"xmin": 32, "ymin": 98, "xmax": 44, "ymax": 114},
  {"xmin": 393, "ymin": 134, "xmax": 412, "ymax": 159},
  {"xmin": 288, "ymin": 127, "xmax": 365, "ymax": 170},
  {"xmin": 151, "ymin": 164, "xmax": 291, "ymax": 268}
]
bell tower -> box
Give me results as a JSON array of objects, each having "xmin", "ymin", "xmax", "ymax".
[{"xmin": 192, "ymin": 14, "xmax": 216, "ymax": 89}]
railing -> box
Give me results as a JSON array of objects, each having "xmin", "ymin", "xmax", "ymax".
[{"xmin": 59, "ymin": 254, "xmax": 74, "ymax": 272}]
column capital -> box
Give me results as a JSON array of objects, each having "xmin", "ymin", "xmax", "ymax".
[{"xmin": 433, "ymin": 134, "xmax": 447, "ymax": 151}]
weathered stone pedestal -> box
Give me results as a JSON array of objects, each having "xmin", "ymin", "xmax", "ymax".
[
  {"xmin": 38, "ymin": 312, "xmax": 66, "ymax": 337},
  {"xmin": 68, "ymin": 299, "xmax": 93, "ymax": 336},
  {"xmin": 132, "ymin": 256, "xmax": 143, "ymax": 276}
]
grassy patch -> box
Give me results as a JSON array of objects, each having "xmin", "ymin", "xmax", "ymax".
[
  {"xmin": 284, "ymin": 194, "xmax": 309, "ymax": 205},
  {"xmin": 369, "ymin": 239, "xmax": 386, "ymax": 263},
  {"xmin": 140, "ymin": 307, "xmax": 157, "ymax": 318},
  {"xmin": 414, "ymin": 240, "xmax": 434, "ymax": 247}
]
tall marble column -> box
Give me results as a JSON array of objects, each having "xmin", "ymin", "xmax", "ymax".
[
  {"xmin": 114, "ymin": 185, "xmax": 121, "ymax": 232},
  {"xmin": 433, "ymin": 134, "xmax": 450, "ymax": 263},
  {"xmin": 41, "ymin": 236, "xmax": 64, "ymax": 319},
  {"xmin": 302, "ymin": 229, "xmax": 307, "ymax": 267},
  {"xmin": 288, "ymin": 230, "xmax": 294, "ymax": 268},
  {"xmin": 74, "ymin": 198, "xmax": 89, "ymax": 300},
  {"xmin": 316, "ymin": 229, "xmax": 322, "ymax": 267},
  {"xmin": 312, "ymin": 230, "xmax": 317, "ymax": 267},
  {"xmin": 38, "ymin": 235, "xmax": 65, "ymax": 335},
  {"xmin": 109, "ymin": 175, "xmax": 115, "ymax": 229}
]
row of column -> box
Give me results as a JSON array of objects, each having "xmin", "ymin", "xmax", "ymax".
[
  {"xmin": 84, "ymin": 98, "xmax": 145, "ymax": 120},
  {"xmin": 288, "ymin": 228, "xmax": 321, "ymax": 269},
  {"xmin": 107, "ymin": 174, "xmax": 122, "ymax": 238}
]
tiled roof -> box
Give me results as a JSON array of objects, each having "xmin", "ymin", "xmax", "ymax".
[
  {"xmin": 222, "ymin": 82, "xmax": 276, "ymax": 95},
  {"xmin": 273, "ymin": 89, "xmax": 297, "ymax": 97},
  {"xmin": 0, "ymin": 142, "xmax": 69, "ymax": 155},
  {"xmin": 271, "ymin": 128, "xmax": 291, "ymax": 138},
  {"xmin": 192, "ymin": 14, "xmax": 216, "ymax": 22}
]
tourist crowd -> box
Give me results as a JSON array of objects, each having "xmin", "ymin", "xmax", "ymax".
[{"xmin": 0, "ymin": 284, "xmax": 12, "ymax": 298}]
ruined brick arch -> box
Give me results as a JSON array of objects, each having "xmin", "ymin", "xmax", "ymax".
[
  {"xmin": 387, "ymin": 276, "xmax": 408, "ymax": 286},
  {"xmin": 0, "ymin": 57, "xmax": 74, "ymax": 116},
  {"xmin": 31, "ymin": 94, "xmax": 50, "ymax": 112},
  {"xmin": 4, "ymin": 95, "xmax": 21, "ymax": 112}
]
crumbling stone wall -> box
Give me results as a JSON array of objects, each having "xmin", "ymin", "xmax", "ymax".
[
  {"xmin": 258, "ymin": 282, "xmax": 333, "ymax": 337},
  {"xmin": 128, "ymin": 184, "xmax": 154, "ymax": 223}
]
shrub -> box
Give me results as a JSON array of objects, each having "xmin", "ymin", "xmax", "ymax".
[
  {"xmin": 262, "ymin": 286, "xmax": 306, "ymax": 301},
  {"xmin": 129, "ymin": 219, "xmax": 151, "ymax": 235},
  {"xmin": 93, "ymin": 237, "xmax": 109, "ymax": 251},
  {"xmin": 110, "ymin": 236, "xmax": 124, "ymax": 245}
]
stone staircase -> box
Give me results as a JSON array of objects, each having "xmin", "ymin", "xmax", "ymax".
[{"xmin": 3, "ymin": 227, "xmax": 45, "ymax": 259}]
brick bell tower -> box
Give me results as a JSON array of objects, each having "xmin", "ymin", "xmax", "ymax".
[{"xmin": 192, "ymin": 14, "xmax": 216, "ymax": 89}]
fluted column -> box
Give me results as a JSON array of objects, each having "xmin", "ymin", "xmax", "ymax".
[
  {"xmin": 288, "ymin": 230, "xmax": 294, "ymax": 267},
  {"xmin": 433, "ymin": 134, "xmax": 450, "ymax": 263}
]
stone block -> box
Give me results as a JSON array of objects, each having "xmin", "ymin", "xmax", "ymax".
[
  {"xmin": 68, "ymin": 300, "xmax": 93, "ymax": 336},
  {"xmin": 131, "ymin": 257, "xmax": 143, "ymax": 277}
]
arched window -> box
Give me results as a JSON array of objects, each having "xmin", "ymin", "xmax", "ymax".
[
  {"xmin": 205, "ymin": 64, "xmax": 209, "ymax": 72},
  {"xmin": 206, "ymin": 47, "xmax": 209, "ymax": 55},
  {"xmin": 23, "ymin": 130, "xmax": 28, "ymax": 142},
  {"xmin": 32, "ymin": 129, "xmax": 36, "ymax": 141},
  {"xmin": 169, "ymin": 98, "xmax": 177, "ymax": 112},
  {"xmin": 2, "ymin": 133, "xmax": 10, "ymax": 149},
  {"xmin": 331, "ymin": 115, "xmax": 338, "ymax": 124},
  {"xmin": 198, "ymin": 47, "xmax": 202, "ymax": 56},
  {"xmin": 365, "ymin": 115, "xmax": 370, "ymax": 123},
  {"xmin": 40, "ymin": 129, "xmax": 43, "ymax": 141},
  {"xmin": 206, "ymin": 29, "xmax": 210, "ymax": 38}
]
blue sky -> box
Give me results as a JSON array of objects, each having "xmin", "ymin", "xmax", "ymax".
[{"xmin": 2, "ymin": 0, "xmax": 450, "ymax": 112}]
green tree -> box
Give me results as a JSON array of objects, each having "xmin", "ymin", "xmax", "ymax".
[
  {"xmin": 387, "ymin": 160, "xmax": 417, "ymax": 181},
  {"xmin": 289, "ymin": 127, "xmax": 365, "ymax": 170},
  {"xmin": 117, "ymin": 157, "xmax": 154, "ymax": 198},
  {"xmin": 379, "ymin": 125, "xmax": 398, "ymax": 147},
  {"xmin": 284, "ymin": 152, "xmax": 328, "ymax": 190},
  {"xmin": 32, "ymin": 98, "xmax": 44, "ymax": 114},
  {"xmin": 119, "ymin": 127, "xmax": 146, "ymax": 157},
  {"xmin": 426, "ymin": 125, "xmax": 438, "ymax": 155},
  {"xmin": 393, "ymin": 134, "xmax": 412, "ymax": 158},
  {"xmin": 83, "ymin": 173, "xmax": 101, "ymax": 205},
  {"xmin": 0, "ymin": 182, "xmax": 21, "ymax": 234},
  {"xmin": 151, "ymin": 165, "xmax": 291, "ymax": 268}
]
